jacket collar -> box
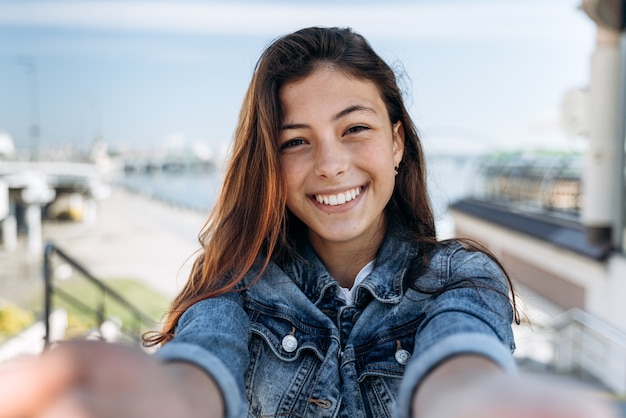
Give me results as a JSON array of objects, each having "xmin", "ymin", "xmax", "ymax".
[{"xmin": 285, "ymin": 222, "xmax": 419, "ymax": 307}]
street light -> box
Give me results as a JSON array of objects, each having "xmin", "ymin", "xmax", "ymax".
[{"xmin": 16, "ymin": 56, "xmax": 40, "ymax": 161}]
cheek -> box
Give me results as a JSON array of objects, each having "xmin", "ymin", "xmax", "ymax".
[
  {"xmin": 280, "ymin": 153, "xmax": 304, "ymax": 177},
  {"xmin": 281, "ymin": 161, "xmax": 305, "ymax": 204},
  {"xmin": 362, "ymin": 144, "xmax": 395, "ymax": 175}
]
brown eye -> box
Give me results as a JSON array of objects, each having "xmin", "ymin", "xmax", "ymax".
[
  {"xmin": 345, "ymin": 125, "xmax": 369, "ymax": 135},
  {"xmin": 280, "ymin": 138, "xmax": 306, "ymax": 151}
]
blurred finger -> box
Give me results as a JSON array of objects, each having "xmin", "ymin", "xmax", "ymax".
[
  {"xmin": 38, "ymin": 389, "xmax": 92, "ymax": 418},
  {"xmin": 0, "ymin": 344, "xmax": 84, "ymax": 417},
  {"xmin": 456, "ymin": 374, "xmax": 619, "ymax": 418}
]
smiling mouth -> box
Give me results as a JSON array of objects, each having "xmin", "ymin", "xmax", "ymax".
[{"xmin": 314, "ymin": 186, "xmax": 363, "ymax": 206}]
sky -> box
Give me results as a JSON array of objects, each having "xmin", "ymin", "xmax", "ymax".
[{"xmin": 0, "ymin": 0, "xmax": 596, "ymax": 158}]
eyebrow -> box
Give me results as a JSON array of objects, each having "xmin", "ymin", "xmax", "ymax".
[
  {"xmin": 334, "ymin": 104, "xmax": 376, "ymax": 121},
  {"xmin": 281, "ymin": 104, "xmax": 377, "ymax": 131}
]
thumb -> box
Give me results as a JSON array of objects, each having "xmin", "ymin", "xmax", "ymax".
[{"xmin": 0, "ymin": 344, "xmax": 81, "ymax": 418}]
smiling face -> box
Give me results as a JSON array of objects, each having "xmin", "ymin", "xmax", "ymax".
[{"xmin": 278, "ymin": 67, "xmax": 404, "ymax": 255}]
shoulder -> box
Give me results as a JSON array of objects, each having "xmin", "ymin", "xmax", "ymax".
[
  {"xmin": 179, "ymin": 291, "xmax": 246, "ymax": 327},
  {"xmin": 420, "ymin": 240, "xmax": 507, "ymax": 287}
]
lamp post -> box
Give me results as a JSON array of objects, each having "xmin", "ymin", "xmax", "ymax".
[{"xmin": 16, "ymin": 56, "xmax": 40, "ymax": 161}]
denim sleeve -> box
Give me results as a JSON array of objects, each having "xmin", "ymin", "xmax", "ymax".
[
  {"xmin": 155, "ymin": 292, "xmax": 250, "ymax": 418},
  {"xmin": 396, "ymin": 246, "xmax": 518, "ymax": 417}
]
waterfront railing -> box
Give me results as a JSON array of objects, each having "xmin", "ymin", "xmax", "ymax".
[
  {"xmin": 43, "ymin": 242, "xmax": 156, "ymax": 348},
  {"xmin": 551, "ymin": 308, "xmax": 626, "ymax": 395}
]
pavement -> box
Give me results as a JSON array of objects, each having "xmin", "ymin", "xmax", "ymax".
[
  {"xmin": 41, "ymin": 186, "xmax": 208, "ymax": 298},
  {"xmin": 1, "ymin": 187, "xmax": 207, "ymax": 309}
]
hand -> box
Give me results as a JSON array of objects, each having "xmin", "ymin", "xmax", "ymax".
[
  {"xmin": 0, "ymin": 340, "xmax": 223, "ymax": 418},
  {"xmin": 422, "ymin": 372, "xmax": 620, "ymax": 418}
]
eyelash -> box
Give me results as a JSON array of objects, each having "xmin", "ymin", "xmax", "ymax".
[
  {"xmin": 345, "ymin": 125, "xmax": 369, "ymax": 135},
  {"xmin": 280, "ymin": 138, "xmax": 306, "ymax": 150}
]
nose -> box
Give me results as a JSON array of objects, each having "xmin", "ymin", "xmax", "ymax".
[{"xmin": 314, "ymin": 137, "xmax": 348, "ymax": 178}]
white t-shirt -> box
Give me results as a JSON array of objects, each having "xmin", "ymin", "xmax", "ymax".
[{"xmin": 336, "ymin": 260, "xmax": 375, "ymax": 306}]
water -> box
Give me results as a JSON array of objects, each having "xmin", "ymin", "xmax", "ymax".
[
  {"xmin": 115, "ymin": 155, "xmax": 479, "ymax": 236},
  {"xmin": 427, "ymin": 154, "xmax": 481, "ymax": 235},
  {"xmin": 115, "ymin": 169, "xmax": 224, "ymax": 214}
]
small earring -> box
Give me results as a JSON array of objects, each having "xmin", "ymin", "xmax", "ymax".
[{"xmin": 394, "ymin": 165, "xmax": 399, "ymax": 176}]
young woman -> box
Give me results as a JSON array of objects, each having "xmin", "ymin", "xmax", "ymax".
[
  {"xmin": 0, "ymin": 27, "xmax": 617, "ymax": 418},
  {"xmin": 148, "ymin": 25, "xmax": 519, "ymax": 418}
]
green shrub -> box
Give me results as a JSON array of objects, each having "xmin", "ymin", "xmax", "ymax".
[{"xmin": 0, "ymin": 301, "xmax": 36, "ymax": 341}]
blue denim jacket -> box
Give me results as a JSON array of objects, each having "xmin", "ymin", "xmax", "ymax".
[{"xmin": 157, "ymin": 226, "xmax": 517, "ymax": 417}]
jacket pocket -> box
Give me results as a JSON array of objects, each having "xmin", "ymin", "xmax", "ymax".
[
  {"xmin": 244, "ymin": 300, "xmax": 336, "ymax": 417},
  {"xmin": 354, "ymin": 315, "xmax": 424, "ymax": 381},
  {"xmin": 246, "ymin": 299, "xmax": 332, "ymax": 362}
]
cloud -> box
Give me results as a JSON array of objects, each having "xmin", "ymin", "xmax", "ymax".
[{"xmin": 0, "ymin": 1, "xmax": 593, "ymax": 42}]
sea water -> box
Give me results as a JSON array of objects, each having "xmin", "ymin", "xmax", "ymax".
[{"xmin": 115, "ymin": 169, "xmax": 224, "ymax": 214}]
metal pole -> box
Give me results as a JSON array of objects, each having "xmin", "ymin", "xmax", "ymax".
[
  {"xmin": 16, "ymin": 57, "xmax": 40, "ymax": 160},
  {"xmin": 43, "ymin": 243, "xmax": 54, "ymax": 349},
  {"xmin": 615, "ymin": 32, "xmax": 626, "ymax": 252}
]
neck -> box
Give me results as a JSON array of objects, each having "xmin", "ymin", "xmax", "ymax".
[{"xmin": 309, "ymin": 234, "xmax": 383, "ymax": 289}]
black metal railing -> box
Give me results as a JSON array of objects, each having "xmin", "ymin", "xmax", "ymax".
[{"xmin": 43, "ymin": 241, "xmax": 156, "ymax": 348}]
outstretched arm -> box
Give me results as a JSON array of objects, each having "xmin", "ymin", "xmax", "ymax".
[{"xmin": 0, "ymin": 340, "xmax": 224, "ymax": 418}]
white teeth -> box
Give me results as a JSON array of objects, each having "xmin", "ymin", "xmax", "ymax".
[{"xmin": 315, "ymin": 187, "xmax": 361, "ymax": 206}]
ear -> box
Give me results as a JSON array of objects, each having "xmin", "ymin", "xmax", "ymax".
[{"xmin": 392, "ymin": 121, "xmax": 405, "ymax": 166}]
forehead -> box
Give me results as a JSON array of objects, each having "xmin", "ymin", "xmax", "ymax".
[{"xmin": 279, "ymin": 68, "xmax": 386, "ymax": 117}]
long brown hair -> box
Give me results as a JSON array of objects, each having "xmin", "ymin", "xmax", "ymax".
[{"xmin": 145, "ymin": 27, "xmax": 515, "ymax": 346}]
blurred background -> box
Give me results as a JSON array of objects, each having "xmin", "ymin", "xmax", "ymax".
[
  {"xmin": 0, "ymin": 0, "xmax": 593, "ymax": 156},
  {"xmin": 0, "ymin": 0, "xmax": 599, "ymax": 234},
  {"xmin": 1, "ymin": 0, "xmax": 625, "ymax": 413}
]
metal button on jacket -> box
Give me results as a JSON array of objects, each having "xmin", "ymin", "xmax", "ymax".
[
  {"xmin": 394, "ymin": 348, "xmax": 411, "ymax": 365},
  {"xmin": 282, "ymin": 334, "xmax": 298, "ymax": 352}
]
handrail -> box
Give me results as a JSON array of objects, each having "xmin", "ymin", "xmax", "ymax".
[
  {"xmin": 551, "ymin": 308, "xmax": 626, "ymax": 351},
  {"xmin": 550, "ymin": 308, "xmax": 626, "ymax": 394},
  {"xmin": 43, "ymin": 241, "xmax": 156, "ymax": 348}
]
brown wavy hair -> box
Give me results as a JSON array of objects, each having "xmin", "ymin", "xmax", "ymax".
[{"xmin": 145, "ymin": 27, "xmax": 516, "ymax": 346}]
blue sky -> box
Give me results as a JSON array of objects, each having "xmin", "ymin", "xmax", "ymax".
[{"xmin": 0, "ymin": 0, "xmax": 595, "ymax": 157}]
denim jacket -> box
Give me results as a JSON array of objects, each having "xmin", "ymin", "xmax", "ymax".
[{"xmin": 157, "ymin": 225, "xmax": 517, "ymax": 418}]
